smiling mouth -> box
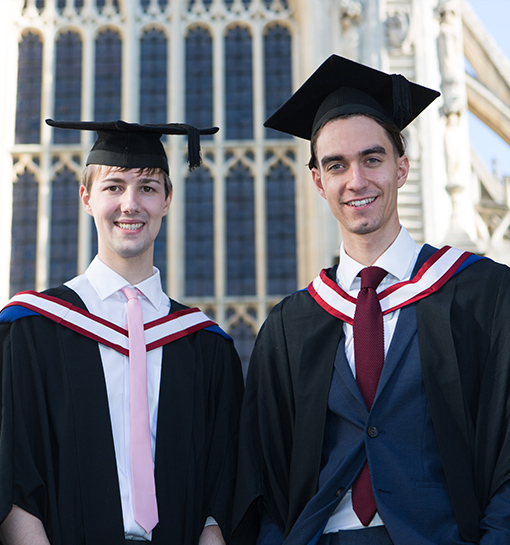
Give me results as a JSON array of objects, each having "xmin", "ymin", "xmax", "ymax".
[
  {"xmin": 346, "ymin": 197, "xmax": 376, "ymax": 208},
  {"xmin": 115, "ymin": 222, "xmax": 144, "ymax": 230}
]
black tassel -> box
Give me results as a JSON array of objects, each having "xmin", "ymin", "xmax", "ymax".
[
  {"xmin": 391, "ymin": 74, "xmax": 412, "ymax": 129},
  {"xmin": 185, "ymin": 124, "xmax": 202, "ymax": 171}
]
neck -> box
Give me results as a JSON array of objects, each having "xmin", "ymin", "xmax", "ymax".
[
  {"xmin": 342, "ymin": 225, "xmax": 401, "ymax": 266},
  {"xmin": 98, "ymin": 253, "xmax": 155, "ymax": 285}
]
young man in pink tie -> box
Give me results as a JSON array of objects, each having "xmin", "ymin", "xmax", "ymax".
[
  {"xmin": 232, "ymin": 55, "xmax": 510, "ymax": 545},
  {"xmin": 0, "ymin": 120, "xmax": 243, "ymax": 545}
]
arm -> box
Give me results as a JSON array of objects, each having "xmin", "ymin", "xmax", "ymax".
[
  {"xmin": 256, "ymin": 506, "xmax": 285, "ymax": 545},
  {"xmin": 201, "ymin": 336, "xmax": 244, "ymax": 540},
  {"xmin": 479, "ymin": 481, "xmax": 510, "ymax": 544},
  {"xmin": 198, "ymin": 524, "xmax": 226, "ymax": 545},
  {"xmin": 0, "ymin": 505, "xmax": 50, "ymax": 545}
]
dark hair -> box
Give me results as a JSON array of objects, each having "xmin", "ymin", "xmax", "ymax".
[
  {"xmin": 82, "ymin": 164, "xmax": 172, "ymax": 198},
  {"xmin": 307, "ymin": 113, "xmax": 407, "ymax": 170}
]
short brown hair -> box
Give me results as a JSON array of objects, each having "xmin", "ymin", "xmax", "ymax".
[
  {"xmin": 307, "ymin": 113, "xmax": 407, "ymax": 170},
  {"xmin": 81, "ymin": 164, "xmax": 172, "ymax": 198}
]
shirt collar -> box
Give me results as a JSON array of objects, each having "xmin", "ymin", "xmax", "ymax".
[
  {"xmin": 337, "ymin": 226, "xmax": 422, "ymax": 291},
  {"xmin": 84, "ymin": 256, "xmax": 165, "ymax": 311}
]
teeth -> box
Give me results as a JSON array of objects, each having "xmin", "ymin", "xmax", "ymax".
[
  {"xmin": 347, "ymin": 197, "xmax": 375, "ymax": 207},
  {"xmin": 117, "ymin": 222, "xmax": 143, "ymax": 230}
]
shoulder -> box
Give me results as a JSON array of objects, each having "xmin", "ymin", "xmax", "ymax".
[
  {"xmin": 453, "ymin": 256, "xmax": 510, "ymax": 296},
  {"xmin": 270, "ymin": 285, "xmax": 323, "ymax": 317},
  {"xmin": 43, "ymin": 284, "xmax": 87, "ymax": 309},
  {"xmin": 169, "ymin": 297, "xmax": 235, "ymax": 346},
  {"xmin": 263, "ymin": 283, "xmax": 335, "ymax": 332},
  {"xmin": 0, "ymin": 285, "xmax": 85, "ymax": 326},
  {"xmin": 418, "ymin": 254, "xmax": 510, "ymax": 319}
]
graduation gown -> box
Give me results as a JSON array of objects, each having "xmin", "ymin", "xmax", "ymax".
[
  {"xmin": 0, "ymin": 286, "xmax": 244, "ymax": 545},
  {"xmin": 232, "ymin": 253, "xmax": 510, "ymax": 545}
]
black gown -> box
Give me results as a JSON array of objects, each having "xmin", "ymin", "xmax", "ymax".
[
  {"xmin": 232, "ymin": 251, "xmax": 510, "ymax": 545},
  {"xmin": 0, "ymin": 286, "xmax": 244, "ymax": 545}
]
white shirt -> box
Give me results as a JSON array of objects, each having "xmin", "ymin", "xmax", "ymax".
[
  {"xmin": 66, "ymin": 257, "xmax": 169, "ymax": 540},
  {"xmin": 324, "ymin": 226, "xmax": 422, "ymax": 533}
]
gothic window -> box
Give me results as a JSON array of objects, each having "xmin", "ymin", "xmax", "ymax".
[
  {"xmin": 15, "ymin": 31, "xmax": 43, "ymax": 144},
  {"xmin": 26, "ymin": 0, "xmax": 46, "ymax": 11},
  {"xmin": 229, "ymin": 317, "xmax": 256, "ymax": 377},
  {"xmin": 56, "ymin": 0, "xmax": 83, "ymax": 10},
  {"xmin": 90, "ymin": 224, "xmax": 98, "ymax": 260},
  {"xmin": 224, "ymin": 0, "xmax": 251, "ymax": 8},
  {"xmin": 226, "ymin": 162, "xmax": 255, "ymax": 295},
  {"xmin": 96, "ymin": 0, "xmax": 120, "ymax": 11},
  {"xmin": 140, "ymin": 28, "xmax": 168, "ymax": 125},
  {"xmin": 54, "ymin": 31, "xmax": 82, "ymax": 144},
  {"xmin": 266, "ymin": 159, "xmax": 297, "ymax": 295},
  {"xmin": 94, "ymin": 29, "xmax": 122, "ymax": 121},
  {"xmin": 263, "ymin": 0, "xmax": 288, "ymax": 8},
  {"xmin": 141, "ymin": 0, "xmax": 168, "ymax": 10},
  {"xmin": 185, "ymin": 167, "xmax": 215, "ymax": 296},
  {"xmin": 185, "ymin": 26, "xmax": 214, "ymax": 133},
  {"xmin": 50, "ymin": 168, "xmax": 79, "ymax": 286},
  {"xmin": 10, "ymin": 169, "xmax": 39, "ymax": 296},
  {"xmin": 187, "ymin": 0, "xmax": 213, "ymax": 8},
  {"xmin": 154, "ymin": 215, "xmax": 168, "ymax": 291},
  {"xmin": 264, "ymin": 24, "xmax": 292, "ymax": 139},
  {"xmin": 225, "ymin": 25, "xmax": 253, "ymax": 140}
]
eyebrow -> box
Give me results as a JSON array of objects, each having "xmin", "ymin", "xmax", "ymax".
[
  {"xmin": 320, "ymin": 145, "xmax": 388, "ymax": 168},
  {"xmin": 138, "ymin": 177, "xmax": 163, "ymax": 185},
  {"xmin": 99, "ymin": 176, "xmax": 163, "ymax": 185}
]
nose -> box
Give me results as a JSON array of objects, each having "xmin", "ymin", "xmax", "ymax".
[
  {"xmin": 120, "ymin": 187, "xmax": 141, "ymax": 213},
  {"xmin": 345, "ymin": 162, "xmax": 368, "ymax": 191}
]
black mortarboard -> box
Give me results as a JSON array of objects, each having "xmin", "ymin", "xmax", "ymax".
[
  {"xmin": 264, "ymin": 55, "xmax": 440, "ymax": 140},
  {"xmin": 45, "ymin": 119, "xmax": 219, "ymax": 173}
]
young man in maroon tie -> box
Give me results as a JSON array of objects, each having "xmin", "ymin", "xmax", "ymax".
[
  {"xmin": 232, "ymin": 55, "xmax": 510, "ymax": 545},
  {"xmin": 0, "ymin": 120, "xmax": 243, "ymax": 545}
]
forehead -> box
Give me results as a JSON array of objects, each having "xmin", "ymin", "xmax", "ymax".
[
  {"xmin": 94, "ymin": 165, "xmax": 164, "ymax": 182},
  {"xmin": 315, "ymin": 115, "xmax": 392, "ymax": 155}
]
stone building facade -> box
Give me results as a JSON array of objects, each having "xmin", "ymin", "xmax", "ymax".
[{"xmin": 0, "ymin": 0, "xmax": 508, "ymax": 369}]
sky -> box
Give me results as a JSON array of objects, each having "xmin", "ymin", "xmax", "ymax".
[{"xmin": 466, "ymin": 0, "xmax": 510, "ymax": 177}]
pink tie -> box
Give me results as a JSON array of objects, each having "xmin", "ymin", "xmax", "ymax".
[
  {"xmin": 351, "ymin": 266, "xmax": 387, "ymax": 527},
  {"xmin": 121, "ymin": 287, "xmax": 158, "ymax": 533}
]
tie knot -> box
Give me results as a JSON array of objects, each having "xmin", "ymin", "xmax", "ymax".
[
  {"xmin": 121, "ymin": 286, "xmax": 140, "ymax": 301},
  {"xmin": 359, "ymin": 266, "xmax": 387, "ymax": 290}
]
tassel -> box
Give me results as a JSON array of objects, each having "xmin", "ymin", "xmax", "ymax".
[
  {"xmin": 391, "ymin": 74, "xmax": 412, "ymax": 129},
  {"xmin": 185, "ymin": 124, "xmax": 202, "ymax": 170}
]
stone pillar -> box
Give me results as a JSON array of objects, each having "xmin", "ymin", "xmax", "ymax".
[{"xmin": 437, "ymin": 0, "xmax": 478, "ymax": 251}]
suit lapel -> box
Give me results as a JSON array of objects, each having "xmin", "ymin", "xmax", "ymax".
[
  {"xmin": 332, "ymin": 338, "xmax": 365, "ymax": 410},
  {"xmin": 374, "ymin": 303, "xmax": 417, "ymax": 406},
  {"xmin": 372, "ymin": 245, "xmax": 437, "ymax": 408}
]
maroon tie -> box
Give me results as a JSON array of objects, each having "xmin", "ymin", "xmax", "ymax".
[{"xmin": 351, "ymin": 266, "xmax": 387, "ymax": 527}]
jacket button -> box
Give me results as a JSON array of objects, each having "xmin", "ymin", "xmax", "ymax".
[
  {"xmin": 335, "ymin": 486, "xmax": 345, "ymax": 497},
  {"xmin": 368, "ymin": 426, "xmax": 379, "ymax": 438}
]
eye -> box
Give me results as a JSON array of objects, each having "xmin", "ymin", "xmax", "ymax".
[
  {"xmin": 365, "ymin": 157, "xmax": 382, "ymax": 166},
  {"xmin": 105, "ymin": 185, "xmax": 121, "ymax": 192},
  {"xmin": 140, "ymin": 185, "xmax": 156, "ymax": 193},
  {"xmin": 327, "ymin": 162, "xmax": 345, "ymax": 172}
]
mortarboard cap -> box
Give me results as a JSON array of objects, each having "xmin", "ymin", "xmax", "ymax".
[
  {"xmin": 45, "ymin": 119, "xmax": 219, "ymax": 173},
  {"xmin": 264, "ymin": 55, "xmax": 440, "ymax": 140}
]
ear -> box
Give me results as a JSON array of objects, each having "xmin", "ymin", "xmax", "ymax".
[
  {"xmin": 79, "ymin": 185, "xmax": 94, "ymax": 217},
  {"xmin": 161, "ymin": 188, "xmax": 172, "ymax": 217},
  {"xmin": 396, "ymin": 154, "xmax": 409, "ymax": 189},
  {"xmin": 311, "ymin": 168, "xmax": 327, "ymax": 199}
]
